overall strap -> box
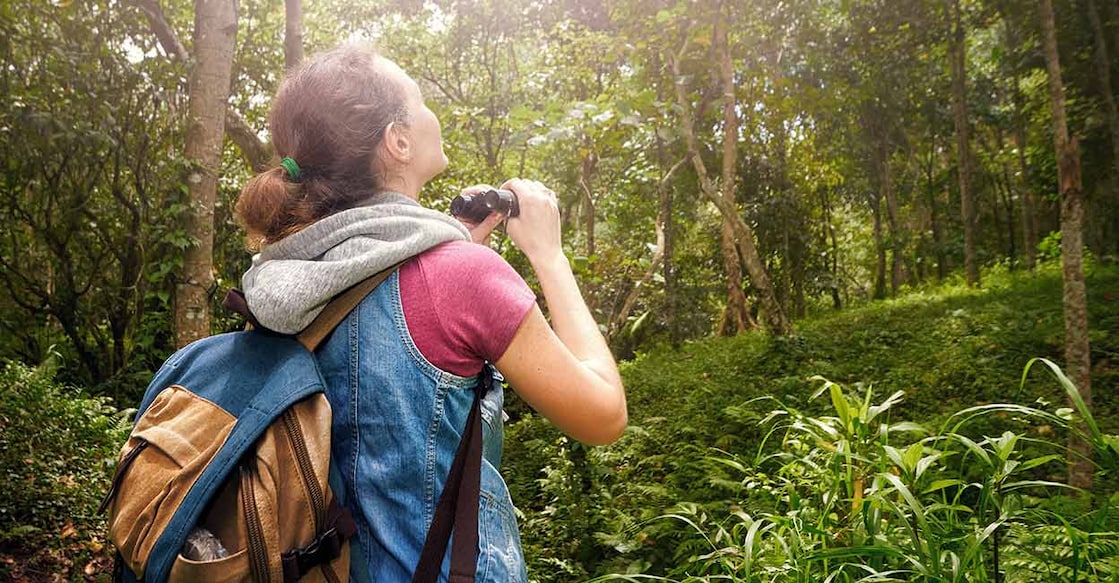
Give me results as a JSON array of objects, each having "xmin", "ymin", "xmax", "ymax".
[{"xmin": 411, "ymin": 365, "xmax": 493, "ymax": 583}]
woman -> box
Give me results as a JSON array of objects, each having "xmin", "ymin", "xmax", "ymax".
[{"xmin": 234, "ymin": 44, "xmax": 626, "ymax": 581}]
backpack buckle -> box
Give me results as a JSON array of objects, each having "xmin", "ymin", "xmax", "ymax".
[{"xmin": 281, "ymin": 527, "xmax": 343, "ymax": 582}]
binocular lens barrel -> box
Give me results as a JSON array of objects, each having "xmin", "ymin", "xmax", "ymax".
[{"xmin": 450, "ymin": 189, "xmax": 519, "ymax": 222}]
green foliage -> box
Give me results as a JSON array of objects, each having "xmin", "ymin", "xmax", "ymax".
[
  {"xmin": 593, "ymin": 363, "xmax": 1117, "ymax": 581},
  {"xmin": 0, "ymin": 0, "xmax": 190, "ymax": 392},
  {"xmin": 0, "ymin": 359, "xmax": 130, "ymax": 575},
  {"xmin": 504, "ymin": 266, "xmax": 1119, "ymax": 580}
]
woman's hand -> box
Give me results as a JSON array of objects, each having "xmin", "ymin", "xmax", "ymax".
[
  {"xmin": 501, "ymin": 178, "xmax": 562, "ymax": 265},
  {"xmin": 454, "ymin": 184, "xmax": 507, "ymax": 245}
]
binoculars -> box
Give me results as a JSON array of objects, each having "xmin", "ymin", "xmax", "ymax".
[{"xmin": 450, "ymin": 188, "xmax": 520, "ymax": 223}]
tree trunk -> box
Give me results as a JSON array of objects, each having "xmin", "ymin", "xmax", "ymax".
[
  {"xmin": 948, "ymin": 0, "xmax": 979, "ymax": 286},
  {"xmin": 608, "ymin": 158, "xmax": 685, "ymax": 339},
  {"xmin": 175, "ymin": 0, "xmax": 238, "ymax": 348},
  {"xmin": 819, "ymin": 186, "xmax": 842, "ymax": 309},
  {"xmin": 1014, "ymin": 123, "xmax": 1037, "ymax": 268},
  {"xmin": 716, "ymin": 18, "xmax": 755, "ymax": 335},
  {"xmin": 659, "ymin": 140, "xmax": 680, "ymax": 346},
  {"xmin": 1040, "ymin": 0, "xmax": 1094, "ymax": 491},
  {"xmin": 579, "ymin": 143, "xmax": 597, "ymax": 258},
  {"xmin": 1003, "ymin": 11, "xmax": 1039, "ymax": 268},
  {"xmin": 995, "ymin": 125, "xmax": 1018, "ymax": 260},
  {"xmin": 925, "ymin": 136, "xmax": 949, "ymax": 282},
  {"xmin": 876, "ymin": 136, "xmax": 903, "ymax": 295},
  {"xmin": 1086, "ymin": 0, "xmax": 1119, "ymax": 182},
  {"xmin": 775, "ymin": 116, "xmax": 806, "ymax": 317},
  {"xmin": 139, "ymin": 0, "xmax": 274, "ymax": 174},
  {"xmin": 872, "ymin": 192, "xmax": 888, "ymax": 300},
  {"xmin": 284, "ymin": 0, "xmax": 303, "ymax": 71},
  {"xmin": 717, "ymin": 219, "xmax": 754, "ymax": 336},
  {"xmin": 672, "ymin": 32, "xmax": 790, "ymax": 336}
]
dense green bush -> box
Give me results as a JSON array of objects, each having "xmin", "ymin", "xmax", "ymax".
[{"xmin": 0, "ymin": 358, "xmax": 130, "ymax": 576}]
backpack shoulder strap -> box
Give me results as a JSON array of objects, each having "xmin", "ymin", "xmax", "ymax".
[
  {"xmin": 412, "ymin": 365, "xmax": 493, "ymax": 583},
  {"xmin": 298, "ymin": 263, "xmax": 403, "ymax": 351},
  {"xmin": 223, "ymin": 263, "xmax": 404, "ymax": 351}
]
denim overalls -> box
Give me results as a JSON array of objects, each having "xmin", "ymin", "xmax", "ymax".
[{"xmin": 316, "ymin": 271, "xmax": 527, "ymax": 582}]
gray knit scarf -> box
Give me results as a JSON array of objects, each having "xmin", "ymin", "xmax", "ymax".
[{"xmin": 241, "ymin": 191, "xmax": 469, "ymax": 334}]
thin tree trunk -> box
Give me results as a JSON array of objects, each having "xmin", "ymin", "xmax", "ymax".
[
  {"xmin": 996, "ymin": 125, "xmax": 1018, "ymax": 260},
  {"xmin": 1014, "ymin": 119, "xmax": 1038, "ymax": 268},
  {"xmin": 717, "ymin": 16, "xmax": 754, "ymax": 335},
  {"xmin": 1002, "ymin": 10, "xmax": 1039, "ymax": 268},
  {"xmin": 819, "ymin": 186, "xmax": 842, "ymax": 309},
  {"xmin": 284, "ymin": 0, "xmax": 303, "ymax": 71},
  {"xmin": 654, "ymin": 124, "xmax": 680, "ymax": 346},
  {"xmin": 609, "ymin": 158, "xmax": 685, "ymax": 339},
  {"xmin": 579, "ymin": 142, "xmax": 597, "ymax": 258},
  {"xmin": 175, "ymin": 0, "xmax": 238, "ymax": 348},
  {"xmin": 877, "ymin": 136, "xmax": 903, "ymax": 295},
  {"xmin": 925, "ymin": 135, "xmax": 949, "ymax": 282},
  {"xmin": 671, "ymin": 32, "xmax": 789, "ymax": 336},
  {"xmin": 1040, "ymin": 0, "xmax": 1094, "ymax": 491},
  {"xmin": 872, "ymin": 192, "xmax": 888, "ymax": 300},
  {"xmin": 1086, "ymin": 0, "xmax": 1119, "ymax": 182},
  {"xmin": 980, "ymin": 133, "xmax": 1010, "ymax": 259},
  {"xmin": 775, "ymin": 116, "xmax": 806, "ymax": 317},
  {"xmin": 948, "ymin": 0, "xmax": 980, "ymax": 286}
]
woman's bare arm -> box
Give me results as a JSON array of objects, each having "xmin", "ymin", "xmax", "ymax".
[{"xmin": 494, "ymin": 179, "xmax": 626, "ymax": 445}]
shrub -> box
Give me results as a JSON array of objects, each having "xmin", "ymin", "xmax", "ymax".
[
  {"xmin": 598, "ymin": 361, "xmax": 1119, "ymax": 582},
  {"xmin": 0, "ymin": 358, "xmax": 131, "ymax": 577}
]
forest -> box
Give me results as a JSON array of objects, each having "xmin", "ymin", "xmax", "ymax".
[{"xmin": 1, "ymin": 0, "xmax": 1118, "ymax": 580}]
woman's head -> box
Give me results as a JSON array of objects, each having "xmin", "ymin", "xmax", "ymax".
[{"xmin": 235, "ymin": 44, "xmax": 446, "ymax": 249}]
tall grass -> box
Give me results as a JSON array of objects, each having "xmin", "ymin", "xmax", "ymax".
[{"xmin": 598, "ymin": 359, "xmax": 1119, "ymax": 582}]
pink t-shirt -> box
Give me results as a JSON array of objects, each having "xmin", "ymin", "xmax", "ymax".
[{"xmin": 398, "ymin": 241, "xmax": 537, "ymax": 377}]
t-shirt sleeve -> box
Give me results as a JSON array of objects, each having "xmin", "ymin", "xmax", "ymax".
[{"xmin": 401, "ymin": 241, "xmax": 537, "ymax": 376}]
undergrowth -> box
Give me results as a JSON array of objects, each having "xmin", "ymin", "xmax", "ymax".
[
  {"xmin": 0, "ymin": 358, "xmax": 130, "ymax": 580},
  {"xmin": 505, "ymin": 263, "xmax": 1119, "ymax": 581}
]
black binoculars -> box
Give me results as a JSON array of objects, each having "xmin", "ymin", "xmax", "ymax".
[{"xmin": 450, "ymin": 188, "xmax": 520, "ymax": 223}]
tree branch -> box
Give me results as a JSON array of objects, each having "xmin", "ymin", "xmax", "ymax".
[
  {"xmin": 134, "ymin": 0, "xmax": 274, "ymax": 172},
  {"xmin": 607, "ymin": 156, "xmax": 687, "ymax": 338},
  {"xmin": 225, "ymin": 109, "xmax": 276, "ymax": 172},
  {"xmin": 135, "ymin": 0, "xmax": 188, "ymax": 61}
]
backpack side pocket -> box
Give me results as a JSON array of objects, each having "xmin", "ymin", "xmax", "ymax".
[{"xmin": 106, "ymin": 386, "xmax": 236, "ymax": 578}]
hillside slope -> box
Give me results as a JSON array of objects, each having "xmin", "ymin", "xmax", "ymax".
[{"xmin": 505, "ymin": 263, "xmax": 1119, "ymax": 580}]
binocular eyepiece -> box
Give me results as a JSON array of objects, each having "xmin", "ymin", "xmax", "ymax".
[{"xmin": 450, "ymin": 188, "xmax": 519, "ymax": 223}]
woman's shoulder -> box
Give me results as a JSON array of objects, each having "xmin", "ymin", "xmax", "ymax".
[
  {"xmin": 399, "ymin": 241, "xmax": 537, "ymax": 375},
  {"xmin": 415, "ymin": 240, "xmax": 507, "ymax": 271},
  {"xmin": 409, "ymin": 240, "xmax": 533, "ymax": 303}
]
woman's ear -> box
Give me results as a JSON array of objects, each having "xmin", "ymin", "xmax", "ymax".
[{"xmin": 381, "ymin": 121, "xmax": 413, "ymax": 164}]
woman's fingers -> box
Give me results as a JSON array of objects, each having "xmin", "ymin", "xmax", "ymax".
[
  {"xmin": 501, "ymin": 178, "xmax": 562, "ymax": 263},
  {"xmin": 467, "ymin": 210, "xmax": 506, "ymax": 244}
]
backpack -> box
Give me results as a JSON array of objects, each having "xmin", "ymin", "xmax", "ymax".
[{"xmin": 100, "ymin": 267, "xmax": 490, "ymax": 582}]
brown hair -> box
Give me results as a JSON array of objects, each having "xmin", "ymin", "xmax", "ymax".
[{"xmin": 235, "ymin": 44, "xmax": 410, "ymax": 250}]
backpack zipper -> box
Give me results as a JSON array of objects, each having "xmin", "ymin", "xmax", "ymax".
[
  {"xmin": 98, "ymin": 439, "xmax": 149, "ymax": 515},
  {"xmin": 240, "ymin": 463, "xmax": 271, "ymax": 581},
  {"xmin": 281, "ymin": 408, "xmax": 326, "ymax": 530}
]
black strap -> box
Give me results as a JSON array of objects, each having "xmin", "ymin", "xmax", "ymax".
[
  {"xmin": 221, "ymin": 288, "xmax": 264, "ymax": 330},
  {"xmin": 411, "ymin": 366, "xmax": 492, "ymax": 583},
  {"xmin": 281, "ymin": 498, "xmax": 358, "ymax": 583}
]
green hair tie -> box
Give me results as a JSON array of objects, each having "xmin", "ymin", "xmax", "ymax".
[{"xmin": 280, "ymin": 157, "xmax": 301, "ymax": 179}]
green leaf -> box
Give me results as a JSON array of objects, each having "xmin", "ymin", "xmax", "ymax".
[{"xmin": 922, "ymin": 479, "xmax": 964, "ymax": 495}]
